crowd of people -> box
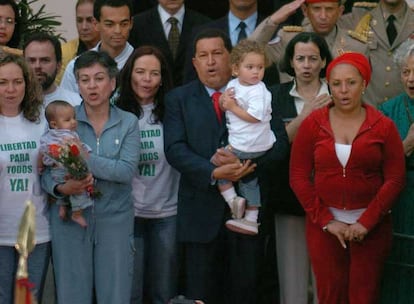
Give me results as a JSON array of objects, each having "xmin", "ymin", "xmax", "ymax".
[{"xmin": 0, "ymin": 0, "xmax": 413, "ymax": 303}]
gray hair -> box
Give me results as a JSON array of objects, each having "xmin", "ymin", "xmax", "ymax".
[
  {"xmin": 394, "ymin": 38, "xmax": 414, "ymax": 67},
  {"xmin": 74, "ymin": 50, "xmax": 118, "ymax": 80}
]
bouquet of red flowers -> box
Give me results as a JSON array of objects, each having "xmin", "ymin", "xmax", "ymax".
[{"xmin": 47, "ymin": 142, "xmax": 101, "ymax": 199}]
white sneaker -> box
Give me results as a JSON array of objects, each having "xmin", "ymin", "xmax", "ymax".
[
  {"xmin": 226, "ymin": 218, "xmax": 258, "ymax": 235},
  {"xmin": 230, "ymin": 196, "xmax": 246, "ymax": 219}
]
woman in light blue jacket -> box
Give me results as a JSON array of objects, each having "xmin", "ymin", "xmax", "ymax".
[{"xmin": 41, "ymin": 51, "xmax": 140, "ymax": 304}]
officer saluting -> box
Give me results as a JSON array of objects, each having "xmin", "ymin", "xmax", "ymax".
[
  {"xmin": 340, "ymin": 0, "xmax": 414, "ymax": 106},
  {"xmin": 251, "ymin": 0, "xmax": 369, "ymax": 83}
]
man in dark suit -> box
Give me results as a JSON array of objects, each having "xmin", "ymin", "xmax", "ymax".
[
  {"xmin": 131, "ymin": 0, "xmax": 274, "ymax": 19},
  {"xmin": 202, "ymin": 0, "xmax": 261, "ymax": 46},
  {"xmin": 164, "ymin": 28, "xmax": 288, "ymax": 304},
  {"xmin": 183, "ymin": 0, "xmax": 280, "ymax": 86},
  {"xmin": 128, "ymin": 0, "xmax": 210, "ymax": 87}
]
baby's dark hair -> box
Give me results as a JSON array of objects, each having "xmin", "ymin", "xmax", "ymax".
[
  {"xmin": 45, "ymin": 100, "xmax": 74, "ymax": 126},
  {"xmin": 230, "ymin": 39, "xmax": 271, "ymax": 68}
]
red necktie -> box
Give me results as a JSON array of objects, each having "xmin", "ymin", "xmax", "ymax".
[{"xmin": 212, "ymin": 92, "xmax": 223, "ymax": 123}]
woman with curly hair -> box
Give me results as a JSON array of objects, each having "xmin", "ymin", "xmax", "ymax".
[{"xmin": 0, "ymin": 54, "xmax": 49, "ymax": 304}]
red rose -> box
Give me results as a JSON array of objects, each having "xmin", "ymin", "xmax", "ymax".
[
  {"xmin": 70, "ymin": 144, "xmax": 80, "ymax": 156},
  {"xmin": 48, "ymin": 144, "xmax": 61, "ymax": 158},
  {"xmin": 86, "ymin": 185, "xmax": 93, "ymax": 194}
]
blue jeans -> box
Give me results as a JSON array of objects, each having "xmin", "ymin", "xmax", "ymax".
[
  {"xmin": 238, "ymin": 176, "xmax": 261, "ymax": 207},
  {"xmin": 218, "ymin": 147, "xmax": 265, "ymax": 207},
  {"xmin": 0, "ymin": 242, "xmax": 50, "ymax": 304},
  {"xmin": 131, "ymin": 215, "xmax": 178, "ymax": 304}
]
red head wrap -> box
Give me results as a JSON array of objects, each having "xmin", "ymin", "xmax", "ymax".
[{"xmin": 326, "ymin": 52, "xmax": 371, "ymax": 85}]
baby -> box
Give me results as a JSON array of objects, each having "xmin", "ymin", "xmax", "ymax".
[
  {"xmin": 218, "ymin": 39, "xmax": 276, "ymax": 235},
  {"xmin": 40, "ymin": 100, "xmax": 93, "ymax": 227}
]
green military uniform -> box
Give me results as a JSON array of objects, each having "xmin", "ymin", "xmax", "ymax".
[
  {"xmin": 339, "ymin": 2, "xmax": 414, "ymax": 106},
  {"xmin": 251, "ymin": 16, "xmax": 369, "ymax": 83}
]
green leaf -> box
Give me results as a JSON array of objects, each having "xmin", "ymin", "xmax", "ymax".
[{"xmin": 17, "ymin": 0, "xmax": 65, "ymax": 47}]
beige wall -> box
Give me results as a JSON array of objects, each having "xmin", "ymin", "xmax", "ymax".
[
  {"xmin": 29, "ymin": 0, "xmax": 414, "ymax": 42},
  {"xmin": 30, "ymin": 0, "xmax": 78, "ymax": 41}
]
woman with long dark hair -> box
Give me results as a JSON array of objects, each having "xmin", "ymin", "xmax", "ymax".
[{"xmin": 117, "ymin": 46, "xmax": 180, "ymax": 304}]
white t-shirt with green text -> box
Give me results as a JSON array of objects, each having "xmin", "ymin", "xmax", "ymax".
[
  {"xmin": 0, "ymin": 113, "xmax": 49, "ymax": 246},
  {"xmin": 131, "ymin": 103, "xmax": 180, "ymax": 218}
]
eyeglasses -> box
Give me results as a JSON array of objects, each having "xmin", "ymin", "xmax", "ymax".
[{"xmin": 0, "ymin": 17, "xmax": 16, "ymax": 27}]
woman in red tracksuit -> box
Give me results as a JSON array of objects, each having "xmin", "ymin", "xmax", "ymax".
[{"xmin": 290, "ymin": 52, "xmax": 406, "ymax": 304}]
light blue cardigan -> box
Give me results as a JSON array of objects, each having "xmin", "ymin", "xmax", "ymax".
[{"xmin": 42, "ymin": 102, "xmax": 140, "ymax": 215}]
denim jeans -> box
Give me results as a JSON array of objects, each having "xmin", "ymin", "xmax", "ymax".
[
  {"xmin": 131, "ymin": 215, "xmax": 178, "ymax": 304},
  {"xmin": 238, "ymin": 175, "xmax": 261, "ymax": 207},
  {"xmin": 0, "ymin": 242, "xmax": 50, "ymax": 304},
  {"xmin": 218, "ymin": 147, "xmax": 265, "ymax": 207}
]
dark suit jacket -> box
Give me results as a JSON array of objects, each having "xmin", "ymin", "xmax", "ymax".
[
  {"xmin": 183, "ymin": 13, "xmax": 280, "ymax": 86},
  {"xmin": 264, "ymin": 82, "xmax": 306, "ymax": 216},
  {"xmin": 129, "ymin": 7, "xmax": 210, "ymax": 87},
  {"xmin": 164, "ymin": 79, "xmax": 288, "ymax": 243}
]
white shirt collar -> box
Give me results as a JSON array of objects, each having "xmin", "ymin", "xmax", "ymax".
[
  {"xmin": 205, "ymin": 86, "xmax": 226, "ymax": 97},
  {"xmin": 158, "ymin": 4, "xmax": 185, "ymax": 34},
  {"xmin": 93, "ymin": 41, "xmax": 134, "ymax": 70},
  {"xmin": 228, "ymin": 11, "xmax": 257, "ymax": 46},
  {"xmin": 228, "ymin": 11, "xmax": 257, "ymax": 36},
  {"xmin": 289, "ymin": 79, "xmax": 329, "ymax": 100}
]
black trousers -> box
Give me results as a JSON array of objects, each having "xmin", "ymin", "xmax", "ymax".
[{"xmin": 183, "ymin": 227, "xmax": 259, "ymax": 304}]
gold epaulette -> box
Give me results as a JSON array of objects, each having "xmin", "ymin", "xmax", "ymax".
[
  {"xmin": 348, "ymin": 13, "xmax": 372, "ymax": 43},
  {"xmin": 282, "ymin": 25, "xmax": 304, "ymax": 33},
  {"xmin": 1, "ymin": 46, "xmax": 23, "ymax": 56},
  {"xmin": 353, "ymin": 2, "xmax": 378, "ymax": 8}
]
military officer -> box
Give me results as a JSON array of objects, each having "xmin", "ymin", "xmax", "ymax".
[
  {"xmin": 250, "ymin": 0, "xmax": 369, "ymax": 82},
  {"xmin": 339, "ymin": 0, "xmax": 414, "ymax": 106}
]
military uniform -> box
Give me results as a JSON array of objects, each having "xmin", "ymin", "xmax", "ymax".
[
  {"xmin": 339, "ymin": 2, "xmax": 414, "ymax": 106},
  {"xmin": 251, "ymin": 16, "xmax": 369, "ymax": 83}
]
